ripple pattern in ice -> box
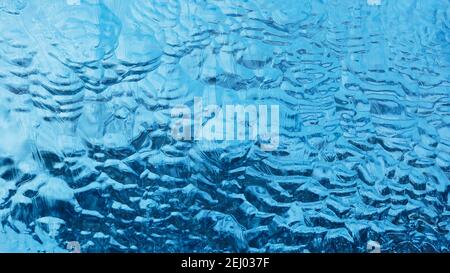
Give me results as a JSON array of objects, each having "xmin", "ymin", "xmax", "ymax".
[{"xmin": 0, "ymin": 0, "xmax": 449, "ymax": 253}]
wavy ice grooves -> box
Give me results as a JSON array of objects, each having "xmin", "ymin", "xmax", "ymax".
[{"xmin": 0, "ymin": 0, "xmax": 449, "ymax": 252}]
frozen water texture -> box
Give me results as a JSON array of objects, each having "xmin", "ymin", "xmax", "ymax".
[{"xmin": 0, "ymin": 0, "xmax": 449, "ymax": 253}]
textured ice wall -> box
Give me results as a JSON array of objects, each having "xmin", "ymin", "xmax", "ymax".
[{"xmin": 0, "ymin": 0, "xmax": 449, "ymax": 252}]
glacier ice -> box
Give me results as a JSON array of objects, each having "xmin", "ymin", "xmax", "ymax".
[{"xmin": 0, "ymin": 0, "xmax": 449, "ymax": 253}]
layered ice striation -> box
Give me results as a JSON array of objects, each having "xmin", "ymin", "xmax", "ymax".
[{"xmin": 0, "ymin": 0, "xmax": 449, "ymax": 253}]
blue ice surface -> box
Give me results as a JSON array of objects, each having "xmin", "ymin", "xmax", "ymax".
[{"xmin": 0, "ymin": 0, "xmax": 449, "ymax": 253}]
